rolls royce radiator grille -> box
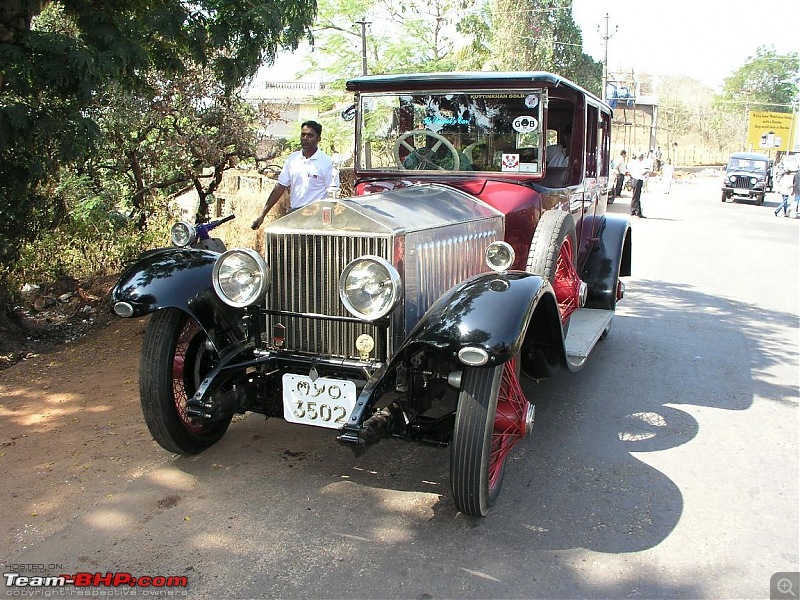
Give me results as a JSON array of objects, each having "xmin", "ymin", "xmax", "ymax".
[{"xmin": 264, "ymin": 233, "xmax": 391, "ymax": 358}]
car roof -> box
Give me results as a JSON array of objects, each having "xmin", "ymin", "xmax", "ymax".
[{"xmin": 345, "ymin": 71, "xmax": 608, "ymax": 108}]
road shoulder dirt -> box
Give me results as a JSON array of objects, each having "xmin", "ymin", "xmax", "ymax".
[{"xmin": 0, "ymin": 315, "xmax": 175, "ymax": 557}]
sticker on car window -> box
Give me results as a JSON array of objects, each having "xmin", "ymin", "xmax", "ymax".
[
  {"xmin": 525, "ymin": 95, "xmax": 539, "ymax": 108},
  {"xmin": 512, "ymin": 116, "xmax": 538, "ymax": 133},
  {"xmin": 502, "ymin": 153, "xmax": 520, "ymax": 172}
]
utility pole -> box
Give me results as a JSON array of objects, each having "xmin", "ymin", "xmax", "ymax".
[
  {"xmin": 597, "ymin": 13, "xmax": 617, "ymax": 103},
  {"xmin": 355, "ymin": 18, "xmax": 370, "ymax": 76}
]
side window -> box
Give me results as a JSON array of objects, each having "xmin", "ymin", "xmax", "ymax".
[
  {"xmin": 586, "ymin": 105, "xmax": 599, "ymax": 177},
  {"xmin": 599, "ymin": 111, "xmax": 611, "ymax": 177},
  {"xmin": 545, "ymin": 99, "xmax": 577, "ymax": 177}
]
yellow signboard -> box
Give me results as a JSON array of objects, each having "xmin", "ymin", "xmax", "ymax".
[{"xmin": 747, "ymin": 111, "xmax": 794, "ymax": 152}]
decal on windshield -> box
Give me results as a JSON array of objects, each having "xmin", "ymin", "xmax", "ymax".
[
  {"xmin": 512, "ymin": 116, "xmax": 538, "ymax": 133},
  {"xmin": 502, "ymin": 153, "xmax": 520, "ymax": 172}
]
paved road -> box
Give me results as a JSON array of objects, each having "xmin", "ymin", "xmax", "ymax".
[{"xmin": 4, "ymin": 175, "xmax": 799, "ymax": 599}]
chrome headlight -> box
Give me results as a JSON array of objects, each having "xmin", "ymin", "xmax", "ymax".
[
  {"xmin": 170, "ymin": 221, "xmax": 197, "ymax": 247},
  {"xmin": 728, "ymin": 175, "xmax": 736, "ymax": 183},
  {"xmin": 212, "ymin": 249, "xmax": 269, "ymax": 308},
  {"xmin": 485, "ymin": 241, "xmax": 515, "ymax": 272},
  {"xmin": 339, "ymin": 256, "xmax": 401, "ymax": 321},
  {"xmin": 750, "ymin": 177, "xmax": 757, "ymax": 185}
]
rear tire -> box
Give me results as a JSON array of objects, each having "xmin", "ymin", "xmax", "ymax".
[
  {"xmin": 140, "ymin": 308, "xmax": 232, "ymax": 455},
  {"xmin": 527, "ymin": 211, "xmax": 580, "ymax": 333}
]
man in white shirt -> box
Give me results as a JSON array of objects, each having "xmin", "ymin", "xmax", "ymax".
[
  {"xmin": 612, "ymin": 149, "xmax": 627, "ymax": 198},
  {"xmin": 252, "ymin": 120, "xmax": 338, "ymax": 229},
  {"xmin": 628, "ymin": 153, "xmax": 647, "ymax": 217}
]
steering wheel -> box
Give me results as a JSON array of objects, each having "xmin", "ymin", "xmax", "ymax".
[{"xmin": 393, "ymin": 131, "xmax": 460, "ymax": 171}]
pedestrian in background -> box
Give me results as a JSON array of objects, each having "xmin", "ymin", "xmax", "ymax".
[
  {"xmin": 793, "ymin": 168, "xmax": 800, "ymax": 218},
  {"xmin": 628, "ymin": 153, "xmax": 647, "ymax": 218},
  {"xmin": 613, "ymin": 150, "xmax": 627, "ymax": 198},
  {"xmin": 775, "ymin": 168, "xmax": 794, "ymax": 217},
  {"xmin": 661, "ymin": 158, "xmax": 675, "ymax": 194},
  {"xmin": 642, "ymin": 150, "xmax": 655, "ymax": 191}
]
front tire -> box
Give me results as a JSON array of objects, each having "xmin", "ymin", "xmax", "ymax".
[
  {"xmin": 721, "ymin": 192, "xmax": 727, "ymax": 202},
  {"xmin": 451, "ymin": 357, "xmax": 530, "ymax": 516},
  {"xmin": 140, "ymin": 308, "xmax": 232, "ymax": 455}
]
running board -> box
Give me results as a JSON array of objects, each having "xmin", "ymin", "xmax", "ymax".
[{"xmin": 564, "ymin": 308, "xmax": 614, "ymax": 368}]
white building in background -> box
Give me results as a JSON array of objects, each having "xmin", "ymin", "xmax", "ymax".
[{"xmin": 247, "ymin": 81, "xmax": 329, "ymax": 138}]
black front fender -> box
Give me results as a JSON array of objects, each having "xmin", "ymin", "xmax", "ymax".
[
  {"xmin": 341, "ymin": 271, "xmax": 562, "ymax": 440},
  {"xmin": 392, "ymin": 270, "xmax": 557, "ymax": 370},
  {"xmin": 111, "ymin": 248, "xmax": 248, "ymax": 350}
]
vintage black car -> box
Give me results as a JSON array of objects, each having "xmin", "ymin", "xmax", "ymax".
[
  {"xmin": 721, "ymin": 151, "xmax": 771, "ymax": 205},
  {"xmin": 112, "ymin": 72, "xmax": 632, "ymax": 516}
]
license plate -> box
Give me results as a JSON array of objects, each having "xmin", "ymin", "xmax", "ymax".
[
  {"xmin": 735, "ymin": 188, "xmax": 750, "ymax": 194},
  {"xmin": 282, "ymin": 374, "xmax": 357, "ymax": 429}
]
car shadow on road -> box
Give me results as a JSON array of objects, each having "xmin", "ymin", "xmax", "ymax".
[{"xmin": 10, "ymin": 278, "xmax": 795, "ymax": 599}]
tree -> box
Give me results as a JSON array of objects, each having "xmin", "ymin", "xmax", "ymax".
[
  {"xmin": 94, "ymin": 70, "xmax": 260, "ymax": 227},
  {"xmin": 305, "ymin": 0, "xmax": 483, "ymax": 84},
  {"xmin": 0, "ymin": 0, "xmax": 315, "ymax": 316},
  {"xmin": 489, "ymin": 0, "xmax": 600, "ymax": 93},
  {"xmin": 719, "ymin": 46, "xmax": 800, "ymax": 112}
]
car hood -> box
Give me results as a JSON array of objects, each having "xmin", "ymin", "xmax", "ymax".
[
  {"xmin": 725, "ymin": 170, "xmax": 766, "ymax": 178},
  {"xmin": 266, "ymin": 183, "xmax": 502, "ymax": 236}
]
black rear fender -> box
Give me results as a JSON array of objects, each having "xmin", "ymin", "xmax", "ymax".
[{"xmin": 581, "ymin": 216, "xmax": 631, "ymax": 310}]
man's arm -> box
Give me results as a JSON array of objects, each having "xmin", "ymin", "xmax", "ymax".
[{"xmin": 251, "ymin": 183, "xmax": 288, "ymax": 229}]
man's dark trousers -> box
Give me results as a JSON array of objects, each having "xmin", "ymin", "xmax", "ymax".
[{"xmin": 630, "ymin": 179, "xmax": 644, "ymax": 216}]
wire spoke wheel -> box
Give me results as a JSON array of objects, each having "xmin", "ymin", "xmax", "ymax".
[
  {"xmin": 527, "ymin": 210, "xmax": 581, "ymax": 331},
  {"xmin": 140, "ymin": 308, "xmax": 232, "ymax": 455},
  {"xmin": 552, "ymin": 234, "xmax": 581, "ymax": 322},
  {"xmin": 171, "ymin": 317, "xmax": 213, "ymax": 434},
  {"xmin": 451, "ymin": 356, "xmax": 531, "ymax": 516}
]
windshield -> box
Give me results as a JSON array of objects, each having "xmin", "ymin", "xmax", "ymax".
[
  {"xmin": 729, "ymin": 158, "xmax": 767, "ymax": 173},
  {"xmin": 357, "ymin": 91, "xmax": 544, "ymax": 174}
]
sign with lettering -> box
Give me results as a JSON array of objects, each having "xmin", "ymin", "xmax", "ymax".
[{"xmin": 747, "ymin": 111, "xmax": 795, "ymax": 152}]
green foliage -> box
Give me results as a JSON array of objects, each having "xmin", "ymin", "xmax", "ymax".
[
  {"xmin": 452, "ymin": 2, "xmax": 494, "ymax": 71},
  {"xmin": 12, "ymin": 176, "xmax": 174, "ymax": 290},
  {"xmin": 0, "ymin": 0, "xmax": 316, "ymax": 313},
  {"xmin": 719, "ymin": 46, "xmax": 800, "ymax": 112},
  {"xmin": 307, "ymin": 0, "xmax": 480, "ymax": 83},
  {"xmin": 90, "ymin": 70, "xmax": 261, "ymax": 225},
  {"xmin": 306, "ymin": 0, "xmax": 599, "ymax": 91},
  {"xmin": 490, "ymin": 0, "xmax": 600, "ymax": 91}
]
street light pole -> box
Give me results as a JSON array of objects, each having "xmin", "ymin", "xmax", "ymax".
[
  {"xmin": 597, "ymin": 13, "xmax": 617, "ymax": 103},
  {"xmin": 355, "ymin": 18, "xmax": 370, "ymax": 76}
]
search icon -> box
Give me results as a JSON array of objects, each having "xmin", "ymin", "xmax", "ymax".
[{"xmin": 778, "ymin": 578, "xmax": 797, "ymax": 597}]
